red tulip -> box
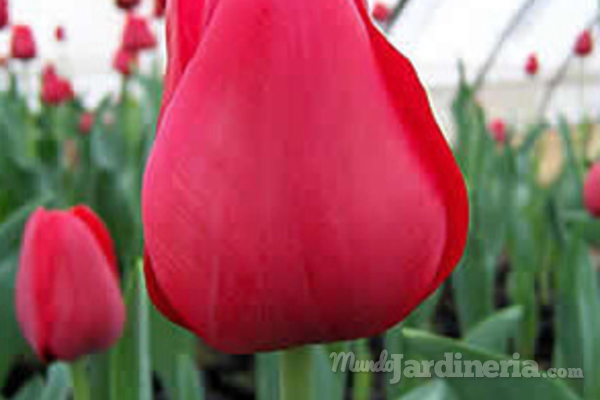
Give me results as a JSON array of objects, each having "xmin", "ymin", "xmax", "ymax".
[
  {"xmin": 55, "ymin": 26, "xmax": 66, "ymax": 42},
  {"xmin": 143, "ymin": 0, "xmax": 469, "ymax": 354},
  {"xmin": 79, "ymin": 112, "xmax": 95, "ymax": 134},
  {"xmin": 489, "ymin": 119, "xmax": 507, "ymax": 144},
  {"xmin": 574, "ymin": 30, "xmax": 593, "ymax": 58},
  {"xmin": 155, "ymin": 0, "xmax": 166, "ymax": 18},
  {"xmin": 116, "ymin": 0, "xmax": 140, "ymax": 11},
  {"xmin": 0, "ymin": 0, "xmax": 8, "ymax": 30},
  {"xmin": 372, "ymin": 3, "xmax": 391, "ymax": 23},
  {"xmin": 525, "ymin": 53, "xmax": 539, "ymax": 77},
  {"xmin": 113, "ymin": 47, "xmax": 137, "ymax": 76},
  {"xmin": 40, "ymin": 64, "xmax": 75, "ymax": 106},
  {"xmin": 584, "ymin": 163, "xmax": 600, "ymax": 218},
  {"xmin": 122, "ymin": 14, "xmax": 157, "ymax": 53},
  {"xmin": 11, "ymin": 25, "xmax": 36, "ymax": 61},
  {"xmin": 16, "ymin": 206, "xmax": 125, "ymax": 361}
]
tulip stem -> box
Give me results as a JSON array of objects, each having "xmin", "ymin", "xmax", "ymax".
[
  {"xmin": 279, "ymin": 346, "xmax": 314, "ymax": 400},
  {"xmin": 70, "ymin": 359, "xmax": 91, "ymax": 400}
]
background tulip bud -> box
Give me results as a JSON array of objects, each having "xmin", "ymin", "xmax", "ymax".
[
  {"xmin": 0, "ymin": 0, "xmax": 8, "ymax": 31},
  {"xmin": 16, "ymin": 206, "xmax": 125, "ymax": 362},
  {"xmin": 113, "ymin": 46, "xmax": 137, "ymax": 76},
  {"xmin": 489, "ymin": 118, "xmax": 507, "ymax": 144},
  {"xmin": 584, "ymin": 163, "xmax": 600, "ymax": 218},
  {"xmin": 11, "ymin": 25, "xmax": 37, "ymax": 61},
  {"xmin": 154, "ymin": 0, "xmax": 166, "ymax": 18},
  {"xmin": 116, "ymin": 0, "xmax": 140, "ymax": 11},
  {"xmin": 525, "ymin": 53, "xmax": 539, "ymax": 77},
  {"xmin": 40, "ymin": 64, "xmax": 75, "ymax": 106},
  {"xmin": 574, "ymin": 30, "xmax": 593, "ymax": 58},
  {"xmin": 55, "ymin": 25, "xmax": 66, "ymax": 42},
  {"xmin": 372, "ymin": 3, "xmax": 391, "ymax": 24},
  {"xmin": 122, "ymin": 14, "xmax": 157, "ymax": 53},
  {"xmin": 79, "ymin": 112, "xmax": 95, "ymax": 134}
]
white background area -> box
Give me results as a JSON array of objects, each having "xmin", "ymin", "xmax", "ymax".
[{"xmin": 0, "ymin": 0, "xmax": 598, "ymax": 131}]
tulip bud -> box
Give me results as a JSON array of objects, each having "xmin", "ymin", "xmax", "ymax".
[
  {"xmin": 11, "ymin": 25, "xmax": 36, "ymax": 61},
  {"xmin": 574, "ymin": 30, "xmax": 593, "ymax": 58},
  {"xmin": 122, "ymin": 14, "xmax": 157, "ymax": 53},
  {"xmin": 16, "ymin": 206, "xmax": 125, "ymax": 361},
  {"xmin": 55, "ymin": 26, "xmax": 66, "ymax": 42},
  {"xmin": 113, "ymin": 47, "xmax": 138, "ymax": 76},
  {"xmin": 154, "ymin": 0, "xmax": 166, "ymax": 18},
  {"xmin": 79, "ymin": 112, "xmax": 95, "ymax": 135},
  {"xmin": 116, "ymin": 0, "xmax": 140, "ymax": 11},
  {"xmin": 525, "ymin": 53, "xmax": 539, "ymax": 77},
  {"xmin": 0, "ymin": 0, "xmax": 8, "ymax": 31},
  {"xmin": 372, "ymin": 3, "xmax": 391, "ymax": 24},
  {"xmin": 489, "ymin": 119, "xmax": 507, "ymax": 144},
  {"xmin": 40, "ymin": 64, "xmax": 75, "ymax": 106},
  {"xmin": 584, "ymin": 163, "xmax": 600, "ymax": 218}
]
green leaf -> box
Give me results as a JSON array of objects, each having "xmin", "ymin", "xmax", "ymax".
[
  {"xmin": 398, "ymin": 379, "xmax": 454, "ymax": 400},
  {"xmin": 256, "ymin": 353, "xmax": 281, "ymax": 400},
  {"xmin": 109, "ymin": 262, "xmax": 152, "ymax": 400},
  {"xmin": 13, "ymin": 377, "xmax": 44, "ymax": 400},
  {"xmin": 176, "ymin": 354, "xmax": 205, "ymax": 400},
  {"xmin": 40, "ymin": 363, "xmax": 71, "ymax": 400},
  {"xmin": 0, "ymin": 193, "xmax": 55, "ymax": 259},
  {"xmin": 465, "ymin": 306, "xmax": 523, "ymax": 354}
]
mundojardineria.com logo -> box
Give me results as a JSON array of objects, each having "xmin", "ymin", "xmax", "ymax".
[{"xmin": 330, "ymin": 351, "xmax": 584, "ymax": 384}]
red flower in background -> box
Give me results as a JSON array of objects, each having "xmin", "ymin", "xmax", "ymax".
[
  {"xmin": 155, "ymin": 0, "xmax": 166, "ymax": 18},
  {"xmin": 525, "ymin": 53, "xmax": 539, "ymax": 77},
  {"xmin": 11, "ymin": 25, "xmax": 37, "ymax": 61},
  {"xmin": 584, "ymin": 163, "xmax": 600, "ymax": 218},
  {"xmin": 0, "ymin": 0, "xmax": 8, "ymax": 30},
  {"xmin": 16, "ymin": 206, "xmax": 125, "ymax": 362},
  {"xmin": 79, "ymin": 112, "xmax": 95, "ymax": 135},
  {"xmin": 113, "ymin": 47, "xmax": 137, "ymax": 76},
  {"xmin": 143, "ymin": 0, "xmax": 469, "ymax": 354},
  {"xmin": 116, "ymin": 0, "xmax": 140, "ymax": 11},
  {"xmin": 122, "ymin": 14, "xmax": 157, "ymax": 53},
  {"xmin": 574, "ymin": 30, "xmax": 593, "ymax": 58},
  {"xmin": 55, "ymin": 26, "xmax": 66, "ymax": 42},
  {"xmin": 372, "ymin": 3, "xmax": 391, "ymax": 24},
  {"xmin": 40, "ymin": 64, "xmax": 75, "ymax": 106},
  {"xmin": 489, "ymin": 119, "xmax": 507, "ymax": 144}
]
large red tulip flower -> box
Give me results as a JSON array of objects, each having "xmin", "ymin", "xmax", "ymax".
[
  {"xmin": 584, "ymin": 163, "xmax": 600, "ymax": 218},
  {"xmin": 11, "ymin": 25, "xmax": 36, "ymax": 61},
  {"xmin": 16, "ymin": 206, "xmax": 125, "ymax": 362},
  {"xmin": 122, "ymin": 14, "xmax": 157, "ymax": 53},
  {"xmin": 143, "ymin": 0, "xmax": 469, "ymax": 354}
]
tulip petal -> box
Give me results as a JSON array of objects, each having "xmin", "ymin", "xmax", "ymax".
[
  {"xmin": 70, "ymin": 205, "xmax": 119, "ymax": 276},
  {"xmin": 144, "ymin": 0, "xmax": 468, "ymax": 353},
  {"xmin": 353, "ymin": 0, "xmax": 469, "ymax": 294}
]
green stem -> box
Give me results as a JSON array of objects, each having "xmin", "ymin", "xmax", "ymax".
[
  {"xmin": 70, "ymin": 359, "xmax": 91, "ymax": 400},
  {"xmin": 279, "ymin": 346, "xmax": 314, "ymax": 400}
]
